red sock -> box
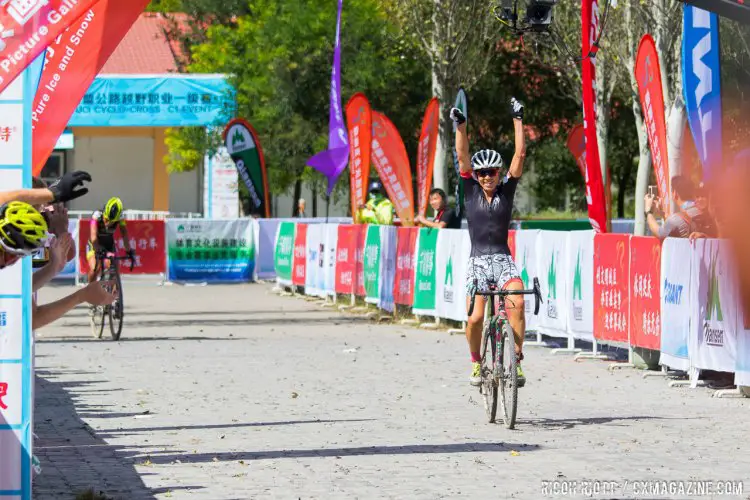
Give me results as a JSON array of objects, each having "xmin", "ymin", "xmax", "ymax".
[{"xmin": 470, "ymin": 352, "xmax": 481, "ymax": 363}]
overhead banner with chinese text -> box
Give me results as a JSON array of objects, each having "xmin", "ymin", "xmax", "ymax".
[
  {"xmin": 166, "ymin": 219, "xmax": 255, "ymax": 283},
  {"xmin": 371, "ymin": 111, "xmax": 415, "ymax": 225}
]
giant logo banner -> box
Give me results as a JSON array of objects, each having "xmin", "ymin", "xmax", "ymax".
[
  {"xmin": 412, "ymin": 227, "xmax": 439, "ymax": 316},
  {"xmin": 515, "ymin": 229, "xmax": 540, "ymax": 330},
  {"xmin": 660, "ymin": 237, "xmax": 692, "ymax": 370},
  {"xmin": 393, "ymin": 226, "xmax": 418, "ymax": 306},
  {"xmin": 537, "ymin": 230, "xmax": 568, "ymax": 336},
  {"xmin": 629, "ymin": 236, "xmax": 661, "ymax": 350},
  {"xmin": 566, "ymin": 230, "xmax": 594, "ymax": 341},
  {"xmin": 435, "ymin": 229, "xmax": 470, "ymax": 322},
  {"xmin": 683, "ymin": 4, "xmax": 723, "ymax": 181},
  {"xmin": 166, "ymin": 219, "xmax": 255, "ymax": 283},
  {"xmin": 78, "ymin": 220, "xmax": 166, "ymax": 275},
  {"xmin": 690, "ymin": 239, "xmax": 738, "ymax": 372},
  {"xmin": 274, "ymin": 221, "xmax": 296, "ymax": 286},
  {"xmin": 593, "ymin": 233, "xmax": 630, "ymax": 344}
]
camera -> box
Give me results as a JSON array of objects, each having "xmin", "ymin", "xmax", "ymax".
[{"xmin": 524, "ymin": 0, "xmax": 558, "ymax": 31}]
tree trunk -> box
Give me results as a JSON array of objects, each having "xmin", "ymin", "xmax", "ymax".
[
  {"xmin": 312, "ymin": 184, "xmax": 318, "ymax": 217},
  {"xmin": 293, "ymin": 178, "xmax": 302, "ymax": 217},
  {"xmin": 633, "ymin": 107, "xmax": 651, "ymax": 236},
  {"xmin": 667, "ymin": 96, "xmax": 686, "ymax": 212},
  {"xmin": 430, "ymin": 2, "xmax": 448, "ymax": 192}
]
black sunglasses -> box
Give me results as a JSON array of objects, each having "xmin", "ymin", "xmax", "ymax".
[{"xmin": 476, "ymin": 169, "xmax": 499, "ymax": 178}]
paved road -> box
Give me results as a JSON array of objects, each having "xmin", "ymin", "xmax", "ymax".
[{"xmin": 33, "ymin": 279, "xmax": 750, "ymax": 499}]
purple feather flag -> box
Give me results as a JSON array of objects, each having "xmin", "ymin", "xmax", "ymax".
[{"xmin": 306, "ymin": 0, "xmax": 350, "ymax": 195}]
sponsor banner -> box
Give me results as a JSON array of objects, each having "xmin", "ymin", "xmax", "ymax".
[
  {"xmin": 371, "ymin": 111, "xmax": 415, "ymax": 225},
  {"xmin": 593, "ymin": 233, "xmax": 630, "ymax": 344},
  {"xmin": 537, "ymin": 230, "xmax": 569, "ymax": 335},
  {"xmin": 224, "ymin": 118, "xmax": 270, "ymax": 218},
  {"xmin": 292, "ymin": 223, "xmax": 308, "ymax": 287},
  {"xmin": 203, "ymin": 149, "xmax": 239, "ymax": 219},
  {"xmin": 273, "ymin": 221, "xmax": 295, "ymax": 285},
  {"xmin": 322, "ymin": 224, "xmax": 338, "ymax": 297},
  {"xmin": 31, "ymin": 0, "xmax": 151, "ymax": 174},
  {"xmin": 580, "ymin": 0, "xmax": 609, "ymax": 233},
  {"xmin": 566, "ymin": 230, "xmax": 595, "ymax": 342},
  {"xmin": 0, "ymin": 0, "xmax": 100, "ymax": 94},
  {"xmin": 378, "ymin": 226, "xmax": 397, "ymax": 313},
  {"xmin": 32, "ymin": 219, "xmax": 79, "ymax": 278},
  {"xmin": 258, "ymin": 219, "xmax": 281, "ymax": 279},
  {"xmin": 660, "ymin": 238, "xmax": 692, "ymax": 370},
  {"xmin": 335, "ymin": 224, "xmax": 357, "ymax": 294},
  {"xmin": 435, "ymin": 229, "xmax": 470, "ymax": 322},
  {"xmin": 736, "ymin": 320, "xmax": 750, "ymax": 386},
  {"xmin": 690, "ymin": 239, "xmax": 738, "ymax": 372},
  {"xmin": 416, "ymin": 97, "xmax": 439, "ymax": 217},
  {"xmin": 354, "ymin": 224, "xmax": 367, "ymax": 296},
  {"xmin": 508, "ymin": 229, "xmax": 516, "ymax": 260},
  {"xmin": 566, "ymin": 124, "xmax": 587, "ymax": 178},
  {"xmin": 346, "ymin": 93, "xmax": 372, "ymax": 221},
  {"xmin": 363, "ymin": 225, "xmax": 382, "ymax": 304},
  {"xmin": 393, "ymin": 226, "xmax": 418, "ymax": 306},
  {"xmin": 69, "ymin": 75, "xmax": 233, "ymax": 127},
  {"xmin": 166, "ymin": 219, "xmax": 254, "ymax": 283},
  {"xmin": 683, "ymin": 4, "xmax": 723, "ymax": 181},
  {"xmin": 78, "ymin": 220, "xmax": 166, "ymax": 275},
  {"xmin": 412, "ymin": 227, "xmax": 439, "ymax": 316},
  {"xmin": 304, "ymin": 223, "xmax": 324, "ymax": 297},
  {"xmin": 515, "ymin": 229, "xmax": 540, "ymax": 331},
  {"xmin": 629, "ymin": 236, "xmax": 662, "ymax": 350},
  {"xmin": 636, "ymin": 34, "xmax": 671, "ymax": 213}
]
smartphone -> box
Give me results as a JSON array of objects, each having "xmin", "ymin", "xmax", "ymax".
[{"xmin": 648, "ymin": 186, "xmax": 656, "ymax": 197}]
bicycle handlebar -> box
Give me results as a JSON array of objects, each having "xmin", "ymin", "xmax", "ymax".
[
  {"xmin": 467, "ymin": 277, "xmax": 543, "ymax": 317},
  {"xmin": 96, "ymin": 251, "xmax": 135, "ymax": 272}
]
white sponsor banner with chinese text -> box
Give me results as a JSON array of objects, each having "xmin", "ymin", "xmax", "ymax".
[
  {"xmin": 690, "ymin": 239, "xmax": 738, "ymax": 373},
  {"xmin": 536, "ymin": 231, "xmax": 569, "ymax": 336},
  {"xmin": 304, "ymin": 223, "xmax": 324, "ymax": 297},
  {"xmin": 203, "ymin": 149, "xmax": 239, "ymax": 219},
  {"xmin": 514, "ymin": 229, "xmax": 540, "ymax": 331},
  {"xmin": 660, "ymin": 238, "xmax": 692, "ymax": 371},
  {"xmin": 566, "ymin": 231, "xmax": 594, "ymax": 341},
  {"xmin": 378, "ymin": 226, "xmax": 398, "ymax": 313},
  {"xmin": 435, "ymin": 229, "xmax": 470, "ymax": 322},
  {"xmin": 322, "ymin": 224, "xmax": 338, "ymax": 297}
]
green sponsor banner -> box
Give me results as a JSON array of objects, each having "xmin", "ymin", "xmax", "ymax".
[
  {"xmin": 363, "ymin": 225, "xmax": 382, "ymax": 301},
  {"xmin": 224, "ymin": 118, "xmax": 270, "ymax": 217},
  {"xmin": 274, "ymin": 221, "xmax": 296, "ymax": 283},
  {"xmin": 412, "ymin": 227, "xmax": 439, "ymax": 312}
]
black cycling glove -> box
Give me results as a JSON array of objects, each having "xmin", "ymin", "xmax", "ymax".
[
  {"xmin": 48, "ymin": 171, "xmax": 92, "ymax": 203},
  {"xmin": 449, "ymin": 107, "xmax": 466, "ymax": 125},
  {"xmin": 510, "ymin": 97, "xmax": 524, "ymax": 120}
]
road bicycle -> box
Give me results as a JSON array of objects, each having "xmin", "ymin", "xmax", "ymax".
[
  {"xmin": 90, "ymin": 251, "xmax": 134, "ymax": 340},
  {"xmin": 468, "ymin": 277, "xmax": 542, "ymax": 428}
]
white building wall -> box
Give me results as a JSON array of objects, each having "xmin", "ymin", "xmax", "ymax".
[{"xmin": 169, "ymin": 166, "xmax": 202, "ymax": 215}]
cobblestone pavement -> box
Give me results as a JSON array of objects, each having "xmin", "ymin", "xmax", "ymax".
[{"xmin": 33, "ymin": 280, "xmax": 750, "ymax": 499}]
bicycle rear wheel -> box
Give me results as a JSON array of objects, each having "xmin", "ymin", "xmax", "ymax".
[
  {"xmin": 479, "ymin": 297, "xmax": 498, "ymax": 423},
  {"xmin": 108, "ymin": 268, "xmax": 124, "ymax": 340},
  {"xmin": 499, "ymin": 321, "xmax": 518, "ymax": 429}
]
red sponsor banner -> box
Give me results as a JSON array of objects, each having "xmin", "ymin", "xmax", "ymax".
[
  {"xmin": 393, "ymin": 226, "xmax": 418, "ymax": 305},
  {"xmin": 508, "ymin": 229, "xmax": 517, "ymax": 260},
  {"xmin": 334, "ymin": 224, "xmax": 357, "ymax": 294},
  {"xmin": 416, "ymin": 97, "xmax": 439, "ymax": 217},
  {"xmin": 566, "ymin": 124, "xmax": 586, "ymax": 178},
  {"xmin": 629, "ymin": 236, "xmax": 661, "ymax": 350},
  {"xmin": 636, "ymin": 34, "xmax": 671, "ymax": 214},
  {"xmin": 593, "ymin": 233, "xmax": 630, "ymax": 343},
  {"xmin": 371, "ymin": 111, "xmax": 415, "ymax": 225},
  {"xmin": 0, "ymin": 0, "xmax": 100, "ymax": 94},
  {"xmin": 32, "ymin": 0, "xmax": 151, "ymax": 174},
  {"xmin": 292, "ymin": 223, "xmax": 307, "ymax": 286},
  {"xmin": 78, "ymin": 219, "xmax": 165, "ymax": 274},
  {"xmin": 345, "ymin": 93, "xmax": 371, "ymax": 221},
  {"xmin": 354, "ymin": 224, "xmax": 367, "ymax": 296},
  {"xmin": 581, "ymin": 0, "xmax": 609, "ymax": 233}
]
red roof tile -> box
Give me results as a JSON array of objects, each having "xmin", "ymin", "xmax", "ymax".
[{"xmin": 101, "ymin": 13, "xmax": 181, "ymax": 74}]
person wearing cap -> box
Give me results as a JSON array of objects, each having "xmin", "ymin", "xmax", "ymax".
[{"xmin": 357, "ymin": 180, "xmax": 394, "ymax": 225}]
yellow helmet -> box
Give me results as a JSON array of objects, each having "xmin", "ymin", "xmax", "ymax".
[
  {"xmin": 0, "ymin": 201, "xmax": 49, "ymax": 255},
  {"xmin": 104, "ymin": 197, "xmax": 124, "ymax": 222}
]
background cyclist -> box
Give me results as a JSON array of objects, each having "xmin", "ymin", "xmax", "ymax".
[
  {"xmin": 86, "ymin": 197, "xmax": 135, "ymax": 285},
  {"xmin": 450, "ymin": 97, "xmax": 527, "ymax": 388}
]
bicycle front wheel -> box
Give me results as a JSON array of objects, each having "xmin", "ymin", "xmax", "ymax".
[
  {"xmin": 480, "ymin": 298, "xmax": 498, "ymax": 423},
  {"xmin": 90, "ymin": 305, "xmax": 105, "ymax": 338},
  {"xmin": 108, "ymin": 269, "xmax": 124, "ymax": 340},
  {"xmin": 499, "ymin": 321, "xmax": 518, "ymax": 429}
]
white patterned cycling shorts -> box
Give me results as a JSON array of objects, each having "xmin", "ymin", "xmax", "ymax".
[{"xmin": 466, "ymin": 253, "xmax": 522, "ymax": 295}]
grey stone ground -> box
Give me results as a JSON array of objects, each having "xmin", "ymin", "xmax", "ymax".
[{"xmin": 32, "ymin": 278, "xmax": 750, "ymax": 499}]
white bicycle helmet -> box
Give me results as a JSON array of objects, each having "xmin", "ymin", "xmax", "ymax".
[{"xmin": 471, "ymin": 149, "xmax": 504, "ymax": 171}]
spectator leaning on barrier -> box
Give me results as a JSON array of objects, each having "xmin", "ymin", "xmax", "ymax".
[
  {"xmin": 414, "ymin": 188, "xmax": 461, "ymax": 229},
  {"xmin": 357, "ymin": 180, "xmax": 394, "ymax": 225},
  {"xmin": 644, "ymin": 175, "xmax": 704, "ymax": 241},
  {"xmin": 688, "ymin": 181, "xmax": 721, "ymax": 240}
]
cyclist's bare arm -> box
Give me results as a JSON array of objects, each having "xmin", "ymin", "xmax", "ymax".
[
  {"xmin": 0, "ymin": 188, "xmax": 54, "ymax": 206},
  {"xmin": 89, "ymin": 220, "xmax": 99, "ymax": 249},
  {"xmin": 508, "ymin": 117, "xmax": 526, "ymax": 179},
  {"xmin": 120, "ymin": 223, "xmax": 132, "ymax": 252},
  {"xmin": 456, "ymin": 121, "xmax": 471, "ymax": 175}
]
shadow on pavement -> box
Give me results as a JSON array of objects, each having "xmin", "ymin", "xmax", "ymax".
[
  {"xmin": 33, "ymin": 369, "xmax": 194, "ymax": 499},
  {"xmin": 54, "ymin": 315, "xmax": 370, "ymax": 330},
  {"xmin": 37, "ymin": 336, "xmax": 247, "ymax": 344},
  {"xmin": 147, "ymin": 441, "xmax": 542, "ymax": 465},
  {"xmin": 520, "ymin": 415, "xmax": 682, "ymax": 430}
]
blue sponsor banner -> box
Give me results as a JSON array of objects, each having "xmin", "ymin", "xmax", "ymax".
[
  {"xmin": 378, "ymin": 226, "xmax": 397, "ymax": 313},
  {"xmin": 69, "ymin": 75, "xmax": 234, "ymax": 127},
  {"xmin": 682, "ymin": 4, "xmax": 723, "ymax": 181},
  {"xmin": 256, "ymin": 219, "xmax": 281, "ymax": 280}
]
